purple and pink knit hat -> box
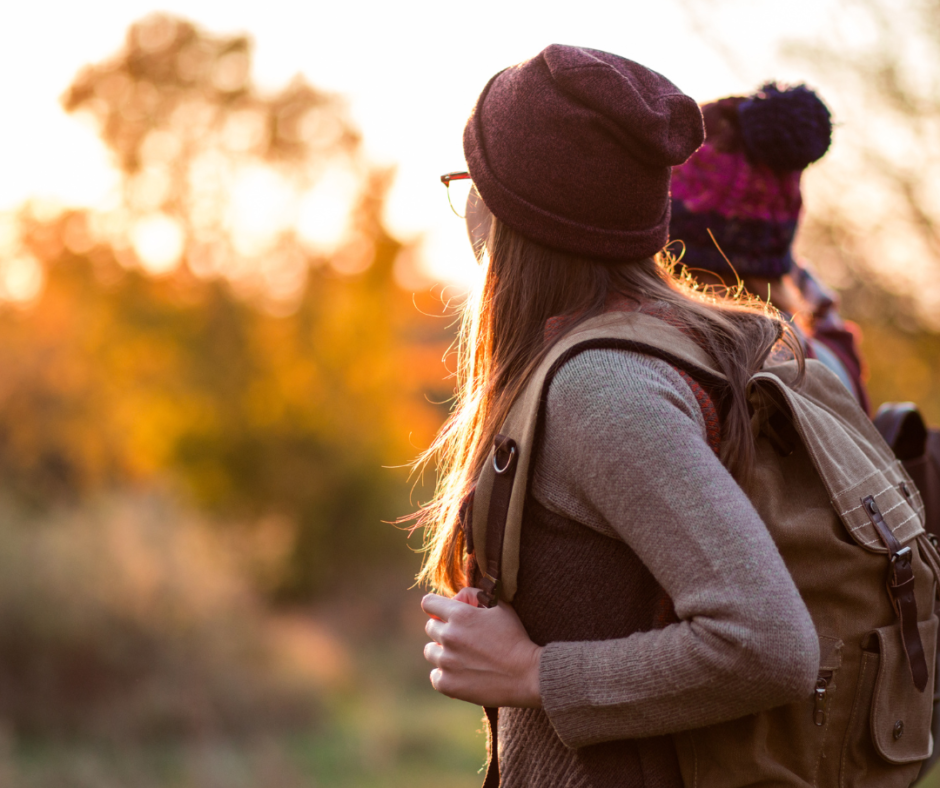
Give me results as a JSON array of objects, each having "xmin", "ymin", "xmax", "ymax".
[{"xmin": 669, "ymin": 83, "xmax": 832, "ymax": 278}]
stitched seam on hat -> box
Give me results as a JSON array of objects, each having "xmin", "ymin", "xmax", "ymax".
[
  {"xmin": 550, "ymin": 64, "xmax": 689, "ymax": 105},
  {"xmin": 552, "ymin": 61, "xmax": 686, "ymax": 98}
]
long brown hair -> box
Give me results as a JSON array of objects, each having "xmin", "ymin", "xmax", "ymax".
[{"xmin": 413, "ymin": 215, "xmax": 803, "ymax": 596}]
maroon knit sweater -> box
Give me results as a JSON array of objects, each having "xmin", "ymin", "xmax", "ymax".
[{"xmin": 499, "ymin": 495, "xmax": 684, "ymax": 787}]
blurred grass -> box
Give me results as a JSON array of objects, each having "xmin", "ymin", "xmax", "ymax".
[
  {"xmin": 8, "ymin": 487, "xmax": 940, "ymax": 786},
  {"xmin": 2, "ymin": 691, "xmax": 484, "ymax": 788},
  {"xmin": 0, "ymin": 491, "xmax": 485, "ymax": 787}
]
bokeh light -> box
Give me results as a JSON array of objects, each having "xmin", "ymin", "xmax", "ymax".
[
  {"xmin": 1, "ymin": 255, "xmax": 44, "ymax": 302},
  {"xmin": 131, "ymin": 213, "xmax": 184, "ymax": 273}
]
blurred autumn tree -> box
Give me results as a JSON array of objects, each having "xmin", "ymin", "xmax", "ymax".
[
  {"xmin": 0, "ymin": 14, "xmax": 451, "ymax": 599},
  {"xmin": 784, "ymin": 0, "xmax": 940, "ymax": 422},
  {"xmin": 677, "ymin": 0, "xmax": 940, "ymax": 422}
]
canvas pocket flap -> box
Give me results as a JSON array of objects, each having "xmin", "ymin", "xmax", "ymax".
[
  {"xmin": 749, "ymin": 370, "xmax": 925, "ymax": 554},
  {"xmin": 870, "ymin": 615, "xmax": 938, "ymax": 764}
]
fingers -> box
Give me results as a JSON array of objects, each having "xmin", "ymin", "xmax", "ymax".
[
  {"xmin": 424, "ymin": 640, "xmax": 444, "ymax": 667},
  {"xmin": 421, "ymin": 588, "xmax": 483, "ymax": 625},
  {"xmin": 454, "ymin": 587, "xmax": 482, "ymax": 607},
  {"xmin": 421, "ymin": 593, "xmax": 462, "ymax": 622},
  {"xmin": 419, "ymin": 589, "xmax": 543, "ymax": 708},
  {"xmin": 425, "ymin": 616, "xmax": 446, "ymax": 643},
  {"xmin": 425, "ymin": 642, "xmax": 458, "ymax": 698},
  {"xmin": 429, "ymin": 666, "xmax": 459, "ymax": 698},
  {"xmin": 425, "ymin": 650, "xmax": 457, "ymax": 699},
  {"xmin": 422, "ymin": 591, "xmax": 479, "ymax": 622}
]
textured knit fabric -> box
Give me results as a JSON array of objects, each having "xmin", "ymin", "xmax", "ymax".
[
  {"xmin": 464, "ymin": 45, "xmax": 704, "ymax": 261},
  {"xmin": 671, "ymin": 142, "xmax": 803, "ymax": 223},
  {"xmin": 669, "ymin": 84, "xmax": 831, "ymax": 278},
  {"xmin": 670, "ymin": 148, "xmax": 800, "ymax": 277},
  {"xmin": 737, "ymin": 84, "xmax": 833, "ymax": 172},
  {"xmin": 501, "ymin": 494, "xmax": 683, "ymax": 787},
  {"xmin": 496, "ymin": 348, "xmax": 818, "ymax": 786}
]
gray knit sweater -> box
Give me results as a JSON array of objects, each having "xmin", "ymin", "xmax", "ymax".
[{"xmin": 499, "ymin": 348, "xmax": 819, "ymax": 784}]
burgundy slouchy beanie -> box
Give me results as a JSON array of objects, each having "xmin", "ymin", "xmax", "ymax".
[{"xmin": 464, "ymin": 44, "xmax": 705, "ymax": 261}]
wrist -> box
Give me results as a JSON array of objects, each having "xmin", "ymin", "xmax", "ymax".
[{"xmin": 523, "ymin": 644, "xmax": 544, "ymax": 708}]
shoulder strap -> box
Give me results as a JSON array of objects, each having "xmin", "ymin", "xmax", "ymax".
[
  {"xmin": 874, "ymin": 402, "xmax": 928, "ymax": 461},
  {"xmin": 471, "ymin": 311, "xmax": 727, "ymax": 604}
]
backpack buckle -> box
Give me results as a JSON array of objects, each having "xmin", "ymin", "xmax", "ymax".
[
  {"xmin": 892, "ymin": 546, "xmax": 913, "ymax": 567},
  {"xmin": 493, "ymin": 442, "xmax": 517, "ymax": 474},
  {"xmin": 863, "ymin": 495, "xmax": 929, "ymax": 692}
]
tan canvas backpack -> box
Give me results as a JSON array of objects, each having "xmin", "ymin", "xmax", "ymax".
[{"xmin": 471, "ymin": 311, "xmax": 940, "ymax": 787}]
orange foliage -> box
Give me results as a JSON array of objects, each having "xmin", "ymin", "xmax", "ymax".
[{"xmin": 0, "ymin": 14, "xmax": 455, "ymax": 598}]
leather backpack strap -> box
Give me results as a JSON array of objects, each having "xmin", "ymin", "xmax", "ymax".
[
  {"xmin": 477, "ymin": 435, "xmax": 518, "ymax": 608},
  {"xmin": 874, "ymin": 402, "xmax": 928, "ymax": 461},
  {"xmin": 864, "ymin": 495, "xmax": 929, "ymax": 691},
  {"xmin": 481, "ymin": 706, "xmax": 500, "ymax": 788},
  {"xmin": 906, "ymin": 429, "xmax": 940, "ymax": 542},
  {"xmin": 469, "ymin": 364, "xmax": 721, "ymax": 606},
  {"xmin": 472, "ymin": 434, "xmax": 518, "ymax": 788}
]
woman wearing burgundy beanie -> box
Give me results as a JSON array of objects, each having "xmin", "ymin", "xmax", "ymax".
[{"xmin": 415, "ymin": 46, "xmax": 819, "ymax": 787}]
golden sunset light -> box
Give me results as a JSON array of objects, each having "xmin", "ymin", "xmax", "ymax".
[
  {"xmin": 1, "ymin": 0, "xmax": 874, "ymax": 290},
  {"xmin": 1, "ymin": 2, "xmax": 939, "ymax": 786}
]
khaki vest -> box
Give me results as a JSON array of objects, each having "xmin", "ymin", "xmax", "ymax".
[{"xmin": 472, "ymin": 311, "xmax": 940, "ymax": 787}]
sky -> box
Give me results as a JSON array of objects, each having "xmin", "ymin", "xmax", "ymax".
[{"xmin": 0, "ymin": 0, "xmax": 842, "ymax": 286}]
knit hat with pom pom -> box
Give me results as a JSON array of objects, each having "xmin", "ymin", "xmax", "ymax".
[{"xmin": 669, "ymin": 82, "xmax": 832, "ymax": 278}]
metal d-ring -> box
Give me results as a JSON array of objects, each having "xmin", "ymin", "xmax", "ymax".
[{"xmin": 493, "ymin": 444, "xmax": 517, "ymax": 474}]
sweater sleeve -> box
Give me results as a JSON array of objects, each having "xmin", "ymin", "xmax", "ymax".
[{"xmin": 532, "ymin": 348, "xmax": 819, "ymax": 749}]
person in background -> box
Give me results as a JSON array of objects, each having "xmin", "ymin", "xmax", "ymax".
[{"xmin": 669, "ymin": 83, "xmax": 871, "ymax": 413}]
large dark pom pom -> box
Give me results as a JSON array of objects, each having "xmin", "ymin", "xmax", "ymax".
[{"xmin": 738, "ymin": 82, "xmax": 832, "ymax": 171}]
